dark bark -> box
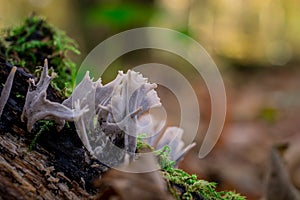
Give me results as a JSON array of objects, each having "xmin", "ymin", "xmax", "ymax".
[{"xmin": 0, "ymin": 57, "xmax": 107, "ymax": 199}]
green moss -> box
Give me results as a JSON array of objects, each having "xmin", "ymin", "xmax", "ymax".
[
  {"xmin": 15, "ymin": 93, "xmax": 25, "ymax": 99},
  {"xmin": 136, "ymin": 133, "xmax": 150, "ymax": 150},
  {"xmin": 28, "ymin": 120, "xmax": 55, "ymax": 151},
  {"xmin": 136, "ymin": 138, "xmax": 246, "ymax": 200},
  {"xmin": 1, "ymin": 14, "xmax": 80, "ymax": 96}
]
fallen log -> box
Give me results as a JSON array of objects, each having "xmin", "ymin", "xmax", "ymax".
[{"xmin": 0, "ymin": 58, "xmax": 107, "ymax": 199}]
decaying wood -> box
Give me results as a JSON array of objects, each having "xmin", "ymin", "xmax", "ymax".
[
  {"xmin": 94, "ymin": 148, "xmax": 174, "ymax": 200},
  {"xmin": 0, "ymin": 132, "xmax": 93, "ymax": 200},
  {"xmin": 0, "ymin": 58, "xmax": 107, "ymax": 199}
]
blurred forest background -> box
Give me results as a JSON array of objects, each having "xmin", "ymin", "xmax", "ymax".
[{"xmin": 1, "ymin": 0, "xmax": 300, "ymax": 199}]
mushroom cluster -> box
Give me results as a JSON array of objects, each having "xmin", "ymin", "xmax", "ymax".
[{"xmin": 19, "ymin": 60, "xmax": 195, "ymax": 166}]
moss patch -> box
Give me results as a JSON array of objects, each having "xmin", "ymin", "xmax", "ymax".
[
  {"xmin": 137, "ymin": 137, "xmax": 246, "ymax": 200},
  {"xmin": 0, "ymin": 14, "xmax": 80, "ymax": 96}
]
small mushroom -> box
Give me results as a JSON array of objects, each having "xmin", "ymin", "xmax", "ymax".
[
  {"xmin": 0, "ymin": 66, "xmax": 17, "ymax": 118},
  {"xmin": 103, "ymin": 70, "xmax": 161, "ymax": 153},
  {"xmin": 20, "ymin": 61, "xmax": 193, "ymax": 166},
  {"xmin": 155, "ymin": 127, "xmax": 196, "ymax": 164},
  {"xmin": 21, "ymin": 60, "xmax": 88, "ymax": 132}
]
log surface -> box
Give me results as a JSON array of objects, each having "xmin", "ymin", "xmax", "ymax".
[{"xmin": 0, "ymin": 58, "xmax": 107, "ymax": 200}]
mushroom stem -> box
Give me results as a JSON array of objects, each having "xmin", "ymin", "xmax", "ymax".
[{"xmin": 0, "ymin": 66, "xmax": 17, "ymax": 118}]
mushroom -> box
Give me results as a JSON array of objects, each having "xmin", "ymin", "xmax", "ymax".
[
  {"xmin": 0, "ymin": 66, "xmax": 17, "ymax": 118},
  {"xmin": 156, "ymin": 127, "xmax": 196, "ymax": 164},
  {"xmin": 21, "ymin": 60, "xmax": 88, "ymax": 132},
  {"xmin": 20, "ymin": 61, "xmax": 194, "ymax": 165}
]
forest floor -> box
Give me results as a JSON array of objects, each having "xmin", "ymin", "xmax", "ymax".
[{"xmin": 178, "ymin": 64, "xmax": 300, "ymax": 200}]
